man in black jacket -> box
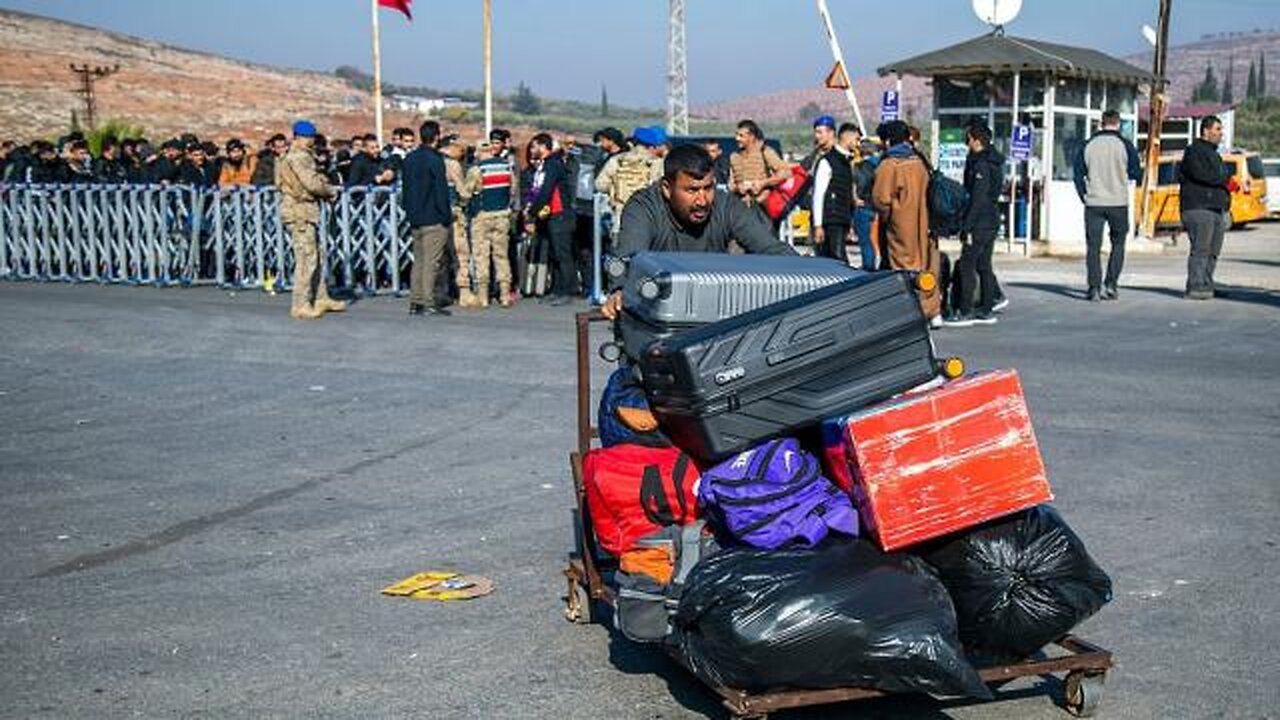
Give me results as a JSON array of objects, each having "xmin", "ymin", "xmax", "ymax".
[
  {"xmin": 945, "ymin": 122, "xmax": 1004, "ymax": 327},
  {"xmin": 809, "ymin": 115, "xmax": 853, "ymax": 264},
  {"xmin": 1179, "ymin": 116, "xmax": 1232, "ymax": 300},
  {"xmin": 601, "ymin": 144, "xmax": 795, "ymax": 320},
  {"xmin": 93, "ymin": 136, "xmax": 130, "ymax": 184},
  {"xmin": 526, "ymin": 133, "xmax": 578, "ymax": 306},
  {"xmin": 401, "ymin": 120, "xmax": 452, "ymax": 316}
]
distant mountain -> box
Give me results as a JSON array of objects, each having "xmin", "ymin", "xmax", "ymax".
[{"xmin": 694, "ymin": 31, "xmax": 1280, "ymax": 127}]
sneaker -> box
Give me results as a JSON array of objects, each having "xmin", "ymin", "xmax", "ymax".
[
  {"xmin": 929, "ymin": 315, "xmax": 944, "ymax": 329},
  {"xmin": 942, "ymin": 312, "xmax": 977, "ymax": 328},
  {"xmin": 1102, "ymin": 285, "xmax": 1119, "ymax": 301},
  {"xmin": 549, "ymin": 295, "xmax": 572, "ymax": 307},
  {"xmin": 972, "ymin": 312, "xmax": 998, "ymax": 326},
  {"xmin": 1185, "ymin": 289, "xmax": 1213, "ymax": 301},
  {"xmin": 426, "ymin": 304, "xmax": 452, "ymax": 317},
  {"xmin": 408, "ymin": 303, "xmax": 425, "ymax": 316},
  {"xmin": 1086, "ymin": 288, "xmax": 1102, "ymax": 303},
  {"xmin": 992, "ymin": 297, "xmax": 1010, "ymax": 313}
]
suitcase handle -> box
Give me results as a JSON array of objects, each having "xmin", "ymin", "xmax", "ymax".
[{"xmin": 765, "ymin": 332, "xmax": 836, "ymax": 366}]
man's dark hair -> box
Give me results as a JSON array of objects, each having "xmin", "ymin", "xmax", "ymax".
[
  {"xmin": 269, "ymin": 133, "xmax": 287, "ymax": 145},
  {"xmin": 1101, "ymin": 109, "xmax": 1121, "ymax": 126},
  {"xmin": 350, "ymin": 135, "xmax": 364, "ymax": 145},
  {"xmin": 736, "ymin": 119, "xmax": 764, "ymax": 141},
  {"xmin": 226, "ymin": 139, "xmax": 244, "ymax": 152},
  {"xmin": 1200, "ymin": 115, "xmax": 1222, "ymax": 133},
  {"xmin": 419, "ymin": 120, "xmax": 441, "ymax": 145},
  {"xmin": 837, "ymin": 122, "xmax": 860, "ymax": 137},
  {"xmin": 69, "ymin": 139, "xmax": 89, "ymax": 152},
  {"xmin": 966, "ymin": 121, "xmax": 993, "ymax": 146},
  {"xmin": 363, "ymin": 133, "xmax": 378, "ymax": 145},
  {"xmin": 530, "ymin": 132, "xmax": 554, "ymax": 150},
  {"xmin": 393, "ymin": 127, "xmax": 413, "ymax": 139},
  {"xmin": 489, "ymin": 128, "xmax": 511, "ymax": 143},
  {"xmin": 877, "ymin": 120, "xmax": 910, "ymax": 147},
  {"xmin": 663, "ymin": 144, "xmax": 715, "ymax": 182},
  {"xmin": 100, "ymin": 135, "xmax": 119, "ymax": 153}
]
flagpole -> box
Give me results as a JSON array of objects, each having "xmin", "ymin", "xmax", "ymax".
[
  {"xmin": 371, "ymin": 0, "xmax": 385, "ymax": 148},
  {"xmin": 483, "ymin": 0, "xmax": 493, "ymax": 138}
]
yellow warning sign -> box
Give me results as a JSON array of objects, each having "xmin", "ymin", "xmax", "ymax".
[{"xmin": 825, "ymin": 62, "xmax": 851, "ymax": 90}]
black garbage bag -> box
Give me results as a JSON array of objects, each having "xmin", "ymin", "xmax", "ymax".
[
  {"xmin": 916, "ymin": 505, "xmax": 1113, "ymax": 661},
  {"xmin": 672, "ymin": 539, "xmax": 991, "ymax": 699}
]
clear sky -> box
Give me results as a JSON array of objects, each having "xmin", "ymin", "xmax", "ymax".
[{"xmin": 1, "ymin": 0, "xmax": 1275, "ymax": 107}]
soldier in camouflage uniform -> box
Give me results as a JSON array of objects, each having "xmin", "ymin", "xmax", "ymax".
[
  {"xmin": 276, "ymin": 120, "xmax": 341, "ymax": 320},
  {"xmin": 464, "ymin": 142, "xmax": 517, "ymax": 308},
  {"xmin": 594, "ymin": 126, "xmax": 664, "ymax": 233},
  {"xmin": 441, "ymin": 138, "xmax": 478, "ymax": 308}
]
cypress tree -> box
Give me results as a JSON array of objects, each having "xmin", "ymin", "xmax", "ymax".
[
  {"xmin": 1246, "ymin": 61, "xmax": 1258, "ymax": 100},
  {"xmin": 1222, "ymin": 58, "xmax": 1234, "ymax": 104},
  {"xmin": 601, "ymin": 84, "xmax": 609, "ymax": 118},
  {"xmin": 1259, "ymin": 53, "xmax": 1268, "ymax": 99}
]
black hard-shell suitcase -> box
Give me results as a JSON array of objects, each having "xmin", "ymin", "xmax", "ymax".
[
  {"xmin": 609, "ymin": 252, "xmax": 863, "ymax": 360},
  {"xmin": 638, "ymin": 273, "xmax": 941, "ymax": 462}
]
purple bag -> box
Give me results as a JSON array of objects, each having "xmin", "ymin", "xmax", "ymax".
[{"xmin": 698, "ymin": 438, "xmax": 857, "ymax": 549}]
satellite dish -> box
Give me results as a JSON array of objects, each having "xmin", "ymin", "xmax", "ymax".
[{"xmin": 972, "ymin": 0, "xmax": 1022, "ymax": 29}]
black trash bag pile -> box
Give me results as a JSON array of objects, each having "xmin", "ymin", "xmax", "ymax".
[
  {"xmin": 915, "ymin": 505, "xmax": 1113, "ymax": 661},
  {"xmin": 672, "ymin": 539, "xmax": 992, "ymax": 699}
]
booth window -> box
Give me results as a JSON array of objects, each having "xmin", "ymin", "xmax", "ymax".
[
  {"xmin": 1056, "ymin": 78, "xmax": 1088, "ymax": 108},
  {"xmin": 937, "ymin": 77, "xmax": 990, "ymax": 108},
  {"xmin": 1053, "ymin": 113, "xmax": 1089, "ymax": 181}
]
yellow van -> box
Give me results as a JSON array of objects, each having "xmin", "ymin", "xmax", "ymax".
[{"xmin": 1140, "ymin": 150, "xmax": 1269, "ymax": 228}]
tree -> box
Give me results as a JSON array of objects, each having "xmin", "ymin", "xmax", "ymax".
[
  {"xmin": 88, "ymin": 119, "xmax": 145, "ymax": 156},
  {"xmin": 1247, "ymin": 61, "xmax": 1258, "ymax": 100},
  {"xmin": 1260, "ymin": 53, "xmax": 1268, "ymax": 100},
  {"xmin": 1222, "ymin": 58, "xmax": 1234, "ymax": 105},
  {"xmin": 797, "ymin": 101, "xmax": 823, "ymax": 123},
  {"xmin": 601, "ymin": 84, "xmax": 609, "ymax": 118},
  {"xmin": 1192, "ymin": 64, "xmax": 1219, "ymax": 103},
  {"xmin": 511, "ymin": 81, "xmax": 542, "ymax": 115}
]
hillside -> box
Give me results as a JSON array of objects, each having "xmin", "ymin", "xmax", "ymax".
[
  {"xmin": 1125, "ymin": 31, "xmax": 1280, "ymax": 105},
  {"xmin": 695, "ymin": 31, "xmax": 1279, "ymax": 128}
]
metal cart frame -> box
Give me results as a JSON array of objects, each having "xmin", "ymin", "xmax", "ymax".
[{"xmin": 562, "ymin": 311, "xmax": 1114, "ymax": 719}]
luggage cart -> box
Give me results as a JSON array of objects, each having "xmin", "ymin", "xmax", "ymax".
[{"xmin": 562, "ymin": 311, "xmax": 1114, "ymax": 719}]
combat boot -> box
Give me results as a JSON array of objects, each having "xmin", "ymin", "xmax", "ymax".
[
  {"xmin": 316, "ymin": 297, "xmax": 347, "ymax": 313},
  {"xmin": 290, "ymin": 304, "xmax": 324, "ymax": 320},
  {"xmin": 499, "ymin": 284, "xmax": 515, "ymax": 308},
  {"xmin": 458, "ymin": 289, "xmax": 480, "ymax": 309},
  {"xmin": 475, "ymin": 279, "xmax": 491, "ymax": 308}
]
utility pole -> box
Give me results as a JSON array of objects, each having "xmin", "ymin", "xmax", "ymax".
[
  {"xmin": 1139, "ymin": 0, "xmax": 1172, "ymax": 239},
  {"xmin": 667, "ymin": 0, "xmax": 689, "ymax": 136},
  {"xmin": 370, "ymin": 0, "xmax": 385, "ymax": 148},
  {"xmin": 483, "ymin": 0, "xmax": 493, "ymax": 138},
  {"xmin": 68, "ymin": 63, "xmax": 119, "ymax": 131}
]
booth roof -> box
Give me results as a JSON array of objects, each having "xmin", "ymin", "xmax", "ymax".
[{"xmin": 878, "ymin": 32, "xmax": 1154, "ymax": 85}]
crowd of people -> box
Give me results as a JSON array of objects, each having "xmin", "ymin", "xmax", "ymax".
[{"xmin": 3, "ymin": 105, "xmax": 1229, "ymax": 319}]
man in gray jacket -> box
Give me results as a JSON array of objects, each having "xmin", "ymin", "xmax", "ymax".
[
  {"xmin": 1073, "ymin": 110, "xmax": 1142, "ymax": 302},
  {"xmin": 601, "ymin": 144, "xmax": 795, "ymax": 319}
]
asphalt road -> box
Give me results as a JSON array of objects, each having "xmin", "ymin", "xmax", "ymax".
[{"xmin": 2, "ymin": 225, "xmax": 1278, "ymax": 719}]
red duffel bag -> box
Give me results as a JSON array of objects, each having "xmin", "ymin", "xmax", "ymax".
[
  {"xmin": 763, "ymin": 163, "xmax": 809, "ymax": 221},
  {"xmin": 584, "ymin": 444, "xmax": 700, "ymax": 555}
]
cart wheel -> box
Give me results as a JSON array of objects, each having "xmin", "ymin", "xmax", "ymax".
[
  {"xmin": 564, "ymin": 577, "xmax": 595, "ymax": 625},
  {"xmin": 1064, "ymin": 670, "xmax": 1105, "ymax": 717}
]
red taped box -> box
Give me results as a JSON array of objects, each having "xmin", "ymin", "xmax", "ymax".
[{"xmin": 821, "ymin": 370, "xmax": 1053, "ymax": 551}]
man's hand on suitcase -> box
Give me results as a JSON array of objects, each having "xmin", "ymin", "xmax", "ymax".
[{"xmin": 601, "ymin": 291, "xmax": 624, "ymax": 320}]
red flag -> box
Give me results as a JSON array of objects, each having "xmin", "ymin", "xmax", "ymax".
[{"xmin": 378, "ymin": 0, "xmax": 412, "ymax": 20}]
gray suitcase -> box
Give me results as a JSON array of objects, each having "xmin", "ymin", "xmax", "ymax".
[{"xmin": 609, "ymin": 252, "xmax": 863, "ymax": 360}]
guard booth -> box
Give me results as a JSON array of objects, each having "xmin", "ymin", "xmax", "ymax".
[{"xmin": 879, "ymin": 32, "xmax": 1154, "ymax": 255}]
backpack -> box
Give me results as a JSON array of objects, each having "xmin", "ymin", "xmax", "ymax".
[
  {"xmin": 614, "ymin": 520, "xmax": 719, "ymax": 643},
  {"xmin": 610, "ymin": 151, "xmax": 654, "ymax": 210},
  {"xmin": 598, "ymin": 366, "xmax": 667, "ymax": 448},
  {"xmin": 698, "ymin": 438, "xmax": 857, "ymax": 550},
  {"xmin": 583, "ymin": 444, "xmax": 700, "ymax": 555},
  {"xmin": 925, "ymin": 160, "xmax": 969, "ymax": 238}
]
